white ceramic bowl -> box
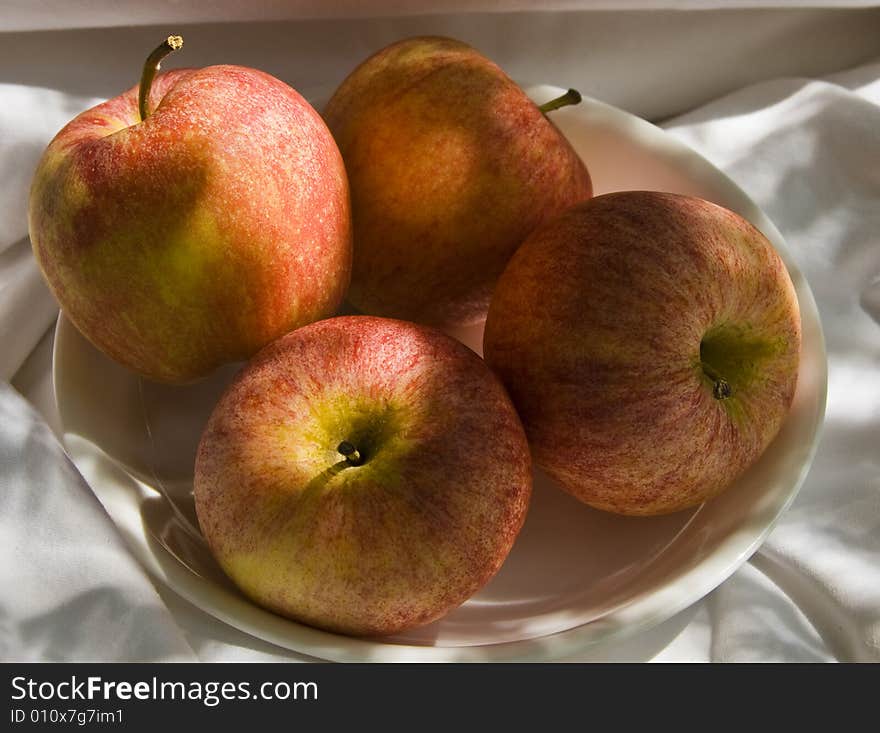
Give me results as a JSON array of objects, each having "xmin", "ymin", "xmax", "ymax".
[{"xmin": 53, "ymin": 86, "xmax": 827, "ymax": 661}]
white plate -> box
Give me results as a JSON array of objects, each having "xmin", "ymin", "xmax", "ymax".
[{"xmin": 53, "ymin": 85, "xmax": 827, "ymax": 662}]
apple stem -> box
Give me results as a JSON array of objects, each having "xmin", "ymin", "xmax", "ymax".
[
  {"xmin": 538, "ymin": 88, "xmax": 582, "ymax": 114},
  {"xmin": 713, "ymin": 379, "xmax": 732, "ymax": 400},
  {"xmin": 702, "ymin": 362, "xmax": 733, "ymax": 400},
  {"xmin": 337, "ymin": 441, "xmax": 363, "ymax": 466},
  {"xmin": 138, "ymin": 35, "xmax": 184, "ymax": 122}
]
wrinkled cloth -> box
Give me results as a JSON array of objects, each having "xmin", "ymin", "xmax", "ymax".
[
  {"xmin": 658, "ymin": 62, "xmax": 880, "ymax": 661},
  {"xmin": 1, "ymin": 54, "xmax": 878, "ymax": 661},
  {"xmin": 0, "ymin": 383, "xmax": 195, "ymax": 661}
]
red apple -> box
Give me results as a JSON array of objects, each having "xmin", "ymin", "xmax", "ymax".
[
  {"xmin": 323, "ymin": 36, "xmax": 592, "ymax": 327},
  {"xmin": 483, "ymin": 191, "xmax": 801, "ymax": 516},
  {"xmin": 194, "ymin": 315, "xmax": 532, "ymax": 636},
  {"xmin": 29, "ymin": 37, "xmax": 351, "ymax": 383}
]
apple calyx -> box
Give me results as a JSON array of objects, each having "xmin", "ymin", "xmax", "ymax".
[
  {"xmin": 337, "ymin": 441, "xmax": 364, "ymax": 466},
  {"xmin": 138, "ymin": 34, "xmax": 184, "ymax": 122},
  {"xmin": 538, "ymin": 88, "xmax": 582, "ymax": 114}
]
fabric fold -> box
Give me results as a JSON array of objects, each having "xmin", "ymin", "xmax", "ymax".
[
  {"xmin": 0, "ymin": 383, "xmax": 196, "ymax": 661},
  {"xmin": 662, "ymin": 63, "xmax": 880, "ymax": 662}
]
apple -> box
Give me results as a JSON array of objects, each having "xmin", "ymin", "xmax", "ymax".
[
  {"xmin": 28, "ymin": 36, "xmax": 352, "ymax": 383},
  {"xmin": 483, "ymin": 191, "xmax": 801, "ymax": 516},
  {"xmin": 194, "ymin": 315, "xmax": 532, "ymax": 636},
  {"xmin": 323, "ymin": 35, "xmax": 592, "ymax": 328}
]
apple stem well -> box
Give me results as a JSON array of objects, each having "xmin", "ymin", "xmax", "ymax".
[
  {"xmin": 337, "ymin": 441, "xmax": 364, "ymax": 466},
  {"xmin": 538, "ymin": 88, "xmax": 582, "ymax": 114},
  {"xmin": 138, "ymin": 35, "xmax": 184, "ymax": 122}
]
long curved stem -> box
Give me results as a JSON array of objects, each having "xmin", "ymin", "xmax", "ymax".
[
  {"xmin": 138, "ymin": 35, "xmax": 184, "ymax": 122},
  {"xmin": 539, "ymin": 88, "xmax": 582, "ymax": 114}
]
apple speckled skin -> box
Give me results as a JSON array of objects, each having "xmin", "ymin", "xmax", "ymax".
[
  {"xmin": 194, "ymin": 316, "xmax": 532, "ymax": 636},
  {"xmin": 29, "ymin": 66, "xmax": 352, "ymax": 383},
  {"xmin": 484, "ymin": 191, "xmax": 801, "ymax": 516},
  {"xmin": 323, "ymin": 36, "xmax": 592, "ymax": 328}
]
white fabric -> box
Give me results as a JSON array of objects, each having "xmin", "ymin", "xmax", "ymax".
[
  {"xmin": 0, "ymin": 87, "xmax": 104, "ymax": 380},
  {"xmin": 662, "ymin": 67, "xmax": 880, "ymax": 661},
  {"xmin": 1, "ymin": 45, "xmax": 879, "ymax": 661},
  {"xmin": 0, "ymin": 382, "xmax": 196, "ymax": 661}
]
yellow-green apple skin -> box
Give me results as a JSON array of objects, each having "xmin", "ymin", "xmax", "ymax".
[
  {"xmin": 323, "ymin": 36, "xmax": 592, "ymax": 328},
  {"xmin": 483, "ymin": 191, "xmax": 801, "ymax": 516},
  {"xmin": 194, "ymin": 316, "xmax": 532, "ymax": 636},
  {"xmin": 29, "ymin": 66, "xmax": 352, "ymax": 383}
]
